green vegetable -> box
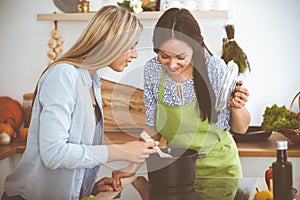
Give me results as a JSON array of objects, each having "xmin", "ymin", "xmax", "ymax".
[{"xmin": 261, "ymin": 104, "xmax": 300, "ymax": 132}]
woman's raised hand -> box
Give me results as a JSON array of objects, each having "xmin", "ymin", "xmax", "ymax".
[{"xmin": 230, "ymin": 80, "xmax": 249, "ymax": 109}]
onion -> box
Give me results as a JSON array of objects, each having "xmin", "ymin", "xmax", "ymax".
[
  {"xmin": 54, "ymin": 46, "xmax": 62, "ymax": 55},
  {"xmin": 47, "ymin": 50, "xmax": 57, "ymax": 60},
  {"xmin": 50, "ymin": 29, "xmax": 59, "ymax": 39},
  {"xmin": 56, "ymin": 37, "xmax": 64, "ymax": 46},
  {"xmin": 48, "ymin": 38, "xmax": 57, "ymax": 49},
  {"xmin": 0, "ymin": 132, "xmax": 11, "ymax": 145}
]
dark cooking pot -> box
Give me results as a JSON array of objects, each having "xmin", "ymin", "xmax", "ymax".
[
  {"xmin": 146, "ymin": 147, "xmax": 206, "ymax": 189},
  {"xmin": 149, "ymin": 188, "xmax": 197, "ymax": 200}
]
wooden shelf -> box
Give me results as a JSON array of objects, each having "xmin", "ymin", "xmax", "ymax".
[{"xmin": 37, "ymin": 10, "xmax": 229, "ymax": 21}]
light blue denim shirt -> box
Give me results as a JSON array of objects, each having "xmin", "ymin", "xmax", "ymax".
[{"xmin": 5, "ymin": 63, "xmax": 108, "ymax": 200}]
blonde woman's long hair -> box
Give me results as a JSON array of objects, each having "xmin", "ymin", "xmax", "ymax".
[
  {"xmin": 33, "ymin": 5, "xmax": 143, "ymax": 101},
  {"xmin": 55, "ymin": 5, "xmax": 143, "ymax": 69}
]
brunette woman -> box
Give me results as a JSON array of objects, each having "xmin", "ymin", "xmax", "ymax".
[{"xmin": 143, "ymin": 8, "xmax": 251, "ymax": 178}]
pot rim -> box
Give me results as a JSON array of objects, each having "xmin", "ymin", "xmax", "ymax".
[{"xmin": 159, "ymin": 147, "xmax": 206, "ymax": 160}]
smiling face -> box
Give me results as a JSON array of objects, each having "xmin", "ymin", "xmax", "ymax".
[
  {"xmin": 109, "ymin": 44, "xmax": 138, "ymax": 72},
  {"xmin": 158, "ymin": 39, "xmax": 194, "ymax": 78}
]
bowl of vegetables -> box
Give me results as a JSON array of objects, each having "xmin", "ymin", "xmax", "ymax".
[{"xmin": 261, "ymin": 104, "xmax": 300, "ymax": 145}]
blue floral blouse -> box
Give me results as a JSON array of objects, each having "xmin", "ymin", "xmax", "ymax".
[{"xmin": 144, "ymin": 52, "xmax": 231, "ymax": 131}]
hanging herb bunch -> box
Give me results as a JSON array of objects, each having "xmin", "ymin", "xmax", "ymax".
[{"xmin": 221, "ymin": 24, "xmax": 251, "ymax": 75}]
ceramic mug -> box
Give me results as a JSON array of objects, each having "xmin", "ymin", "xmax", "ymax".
[
  {"xmin": 163, "ymin": 0, "xmax": 182, "ymax": 10},
  {"xmin": 182, "ymin": 0, "xmax": 197, "ymax": 11},
  {"xmin": 89, "ymin": 0, "xmax": 102, "ymax": 12},
  {"xmin": 197, "ymin": 0, "xmax": 211, "ymax": 11},
  {"xmin": 214, "ymin": 0, "xmax": 228, "ymax": 10}
]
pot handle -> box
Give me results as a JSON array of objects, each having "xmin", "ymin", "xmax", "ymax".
[{"xmin": 195, "ymin": 153, "xmax": 206, "ymax": 160}]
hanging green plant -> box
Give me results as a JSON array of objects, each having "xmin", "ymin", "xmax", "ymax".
[{"xmin": 221, "ymin": 24, "xmax": 251, "ymax": 75}]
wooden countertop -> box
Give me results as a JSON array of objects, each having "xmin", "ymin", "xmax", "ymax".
[
  {"xmin": 0, "ymin": 137, "xmax": 26, "ymax": 160},
  {"xmin": 103, "ymin": 131, "xmax": 300, "ymax": 157},
  {"xmin": 237, "ymin": 132, "xmax": 300, "ymax": 157},
  {"xmin": 1, "ymin": 131, "xmax": 300, "ymax": 161}
]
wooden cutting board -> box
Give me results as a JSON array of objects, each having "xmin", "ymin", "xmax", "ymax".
[{"xmin": 101, "ymin": 78, "xmax": 145, "ymax": 131}]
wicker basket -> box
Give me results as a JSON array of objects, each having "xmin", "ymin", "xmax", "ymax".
[
  {"xmin": 280, "ymin": 91, "xmax": 300, "ymax": 145},
  {"xmin": 289, "ymin": 91, "xmax": 300, "ymax": 112}
]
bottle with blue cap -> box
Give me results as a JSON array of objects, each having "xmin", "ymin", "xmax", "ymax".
[{"xmin": 272, "ymin": 140, "xmax": 293, "ymax": 200}]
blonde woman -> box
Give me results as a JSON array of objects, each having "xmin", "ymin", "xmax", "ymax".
[{"xmin": 3, "ymin": 6, "xmax": 158, "ymax": 200}]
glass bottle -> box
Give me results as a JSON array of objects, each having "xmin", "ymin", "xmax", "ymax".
[
  {"xmin": 23, "ymin": 93, "xmax": 34, "ymax": 128},
  {"xmin": 272, "ymin": 140, "xmax": 293, "ymax": 200}
]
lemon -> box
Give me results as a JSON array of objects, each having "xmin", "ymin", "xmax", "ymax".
[{"xmin": 253, "ymin": 188, "xmax": 273, "ymax": 200}]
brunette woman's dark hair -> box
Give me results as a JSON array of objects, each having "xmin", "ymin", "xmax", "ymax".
[{"xmin": 153, "ymin": 8, "xmax": 217, "ymax": 123}]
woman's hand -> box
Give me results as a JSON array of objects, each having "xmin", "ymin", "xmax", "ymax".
[
  {"xmin": 230, "ymin": 80, "xmax": 249, "ymax": 109},
  {"xmin": 230, "ymin": 80, "xmax": 251, "ymax": 134},
  {"xmin": 107, "ymin": 140, "xmax": 159, "ymax": 163},
  {"xmin": 91, "ymin": 177, "xmax": 122, "ymax": 195},
  {"xmin": 112, "ymin": 170, "xmax": 135, "ymax": 179},
  {"xmin": 112, "ymin": 162, "xmax": 143, "ymax": 179}
]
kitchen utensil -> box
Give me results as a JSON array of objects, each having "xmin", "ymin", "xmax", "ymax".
[
  {"xmin": 163, "ymin": 0, "xmax": 182, "ymax": 10},
  {"xmin": 53, "ymin": 0, "xmax": 79, "ymax": 13},
  {"xmin": 182, "ymin": 0, "xmax": 197, "ymax": 11},
  {"xmin": 215, "ymin": 60, "xmax": 239, "ymax": 111},
  {"xmin": 231, "ymin": 126, "xmax": 273, "ymax": 143},
  {"xmin": 104, "ymin": 127, "xmax": 144, "ymax": 133},
  {"xmin": 140, "ymin": 131, "xmax": 173, "ymax": 158},
  {"xmin": 197, "ymin": 0, "xmax": 212, "ymax": 10},
  {"xmin": 146, "ymin": 147, "xmax": 206, "ymax": 189},
  {"xmin": 214, "ymin": 0, "xmax": 229, "ymax": 10}
]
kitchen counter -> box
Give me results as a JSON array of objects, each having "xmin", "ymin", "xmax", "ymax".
[
  {"xmin": 236, "ymin": 132, "xmax": 300, "ymax": 157},
  {"xmin": 1, "ymin": 131, "xmax": 300, "ymax": 199},
  {"xmin": 0, "ymin": 131, "xmax": 300, "ymax": 161},
  {"xmin": 94, "ymin": 176, "xmax": 300, "ymax": 200},
  {"xmin": 104, "ymin": 131, "xmax": 300, "ymax": 158},
  {"xmin": 0, "ymin": 137, "xmax": 25, "ymax": 160},
  {"xmin": 102, "ymin": 131, "xmax": 300, "ymax": 157}
]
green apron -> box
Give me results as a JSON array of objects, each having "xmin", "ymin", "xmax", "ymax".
[
  {"xmin": 194, "ymin": 178, "xmax": 239, "ymax": 199},
  {"xmin": 156, "ymin": 68, "xmax": 242, "ymax": 178}
]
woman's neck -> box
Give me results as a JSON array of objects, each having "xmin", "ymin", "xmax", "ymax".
[
  {"xmin": 167, "ymin": 64, "xmax": 193, "ymax": 83},
  {"xmin": 89, "ymin": 69, "xmax": 97, "ymax": 78}
]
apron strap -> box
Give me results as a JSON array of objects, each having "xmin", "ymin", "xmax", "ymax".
[{"xmin": 158, "ymin": 67, "xmax": 166, "ymax": 103}]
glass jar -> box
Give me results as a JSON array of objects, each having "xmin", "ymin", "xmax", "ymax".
[
  {"xmin": 215, "ymin": 60, "xmax": 238, "ymax": 111},
  {"xmin": 23, "ymin": 93, "xmax": 34, "ymax": 128}
]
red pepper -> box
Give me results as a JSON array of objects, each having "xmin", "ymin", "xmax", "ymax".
[{"xmin": 265, "ymin": 166, "xmax": 273, "ymax": 190}]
